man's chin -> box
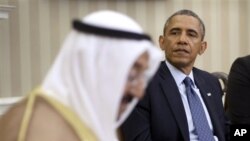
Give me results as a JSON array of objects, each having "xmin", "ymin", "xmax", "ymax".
[
  {"xmin": 117, "ymin": 103, "xmax": 127, "ymax": 120},
  {"xmin": 170, "ymin": 59, "xmax": 190, "ymax": 67}
]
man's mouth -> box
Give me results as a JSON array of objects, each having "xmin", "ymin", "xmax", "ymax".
[
  {"xmin": 173, "ymin": 48, "xmax": 189, "ymax": 55},
  {"xmin": 122, "ymin": 94, "xmax": 133, "ymax": 104},
  {"xmin": 174, "ymin": 48, "xmax": 189, "ymax": 53}
]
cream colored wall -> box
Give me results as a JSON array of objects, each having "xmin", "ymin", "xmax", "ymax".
[{"xmin": 0, "ymin": 0, "xmax": 250, "ymax": 97}]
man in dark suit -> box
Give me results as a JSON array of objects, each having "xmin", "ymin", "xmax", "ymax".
[
  {"xmin": 121, "ymin": 9, "xmax": 229, "ymax": 141},
  {"xmin": 226, "ymin": 55, "xmax": 250, "ymax": 125}
]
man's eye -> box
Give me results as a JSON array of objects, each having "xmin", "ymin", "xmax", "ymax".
[
  {"xmin": 189, "ymin": 34, "xmax": 195, "ymax": 37},
  {"xmin": 170, "ymin": 31, "xmax": 178, "ymax": 35},
  {"xmin": 188, "ymin": 32, "xmax": 197, "ymax": 37}
]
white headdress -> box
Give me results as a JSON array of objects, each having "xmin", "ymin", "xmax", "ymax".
[{"xmin": 41, "ymin": 10, "xmax": 162, "ymax": 141}]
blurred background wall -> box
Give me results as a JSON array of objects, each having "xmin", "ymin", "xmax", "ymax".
[{"xmin": 0, "ymin": 0, "xmax": 249, "ymax": 97}]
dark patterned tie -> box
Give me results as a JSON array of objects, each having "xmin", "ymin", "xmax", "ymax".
[{"xmin": 183, "ymin": 77, "xmax": 215, "ymax": 141}]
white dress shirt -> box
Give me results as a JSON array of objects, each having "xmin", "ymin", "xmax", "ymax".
[{"xmin": 165, "ymin": 60, "xmax": 218, "ymax": 141}]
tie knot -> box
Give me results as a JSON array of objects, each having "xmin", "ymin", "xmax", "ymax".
[{"xmin": 183, "ymin": 77, "xmax": 194, "ymax": 87}]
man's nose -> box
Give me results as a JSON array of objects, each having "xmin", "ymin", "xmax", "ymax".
[
  {"xmin": 133, "ymin": 79, "xmax": 145, "ymax": 99},
  {"xmin": 178, "ymin": 33, "xmax": 188, "ymax": 44}
]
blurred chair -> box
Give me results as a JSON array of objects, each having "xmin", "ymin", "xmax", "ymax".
[
  {"xmin": 0, "ymin": 96, "xmax": 22, "ymax": 116},
  {"xmin": 211, "ymin": 72, "xmax": 228, "ymax": 110}
]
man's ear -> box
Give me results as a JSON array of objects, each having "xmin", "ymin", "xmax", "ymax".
[
  {"xmin": 199, "ymin": 41, "xmax": 207, "ymax": 55},
  {"xmin": 159, "ymin": 35, "xmax": 165, "ymax": 51}
]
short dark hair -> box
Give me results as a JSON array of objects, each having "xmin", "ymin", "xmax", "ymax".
[{"xmin": 163, "ymin": 9, "xmax": 205, "ymax": 41}]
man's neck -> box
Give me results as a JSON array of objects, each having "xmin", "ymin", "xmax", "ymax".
[{"xmin": 166, "ymin": 60, "xmax": 193, "ymax": 75}]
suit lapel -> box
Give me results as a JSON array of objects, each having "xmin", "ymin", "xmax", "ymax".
[
  {"xmin": 193, "ymin": 70, "xmax": 214, "ymax": 114},
  {"xmin": 193, "ymin": 70, "xmax": 224, "ymax": 140},
  {"xmin": 159, "ymin": 63, "xmax": 189, "ymax": 141}
]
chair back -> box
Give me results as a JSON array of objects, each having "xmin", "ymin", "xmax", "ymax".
[{"xmin": 211, "ymin": 72, "xmax": 228, "ymax": 110}]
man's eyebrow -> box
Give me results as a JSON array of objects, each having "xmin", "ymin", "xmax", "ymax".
[{"xmin": 169, "ymin": 27, "xmax": 181, "ymax": 32}]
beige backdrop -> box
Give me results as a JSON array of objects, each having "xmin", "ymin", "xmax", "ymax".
[{"xmin": 0, "ymin": 0, "xmax": 250, "ymax": 97}]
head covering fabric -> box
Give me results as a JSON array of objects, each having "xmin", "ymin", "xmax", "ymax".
[{"xmin": 41, "ymin": 10, "xmax": 162, "ymax": 141}]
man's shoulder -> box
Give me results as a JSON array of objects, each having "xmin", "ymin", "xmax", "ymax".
[
  {"xmin": 193, "ymin": 67, "xmax": 219, "ymax": 83},
  {"xmin": 26, "ymin": 97, "xmax": 81, "ymax": 141},
  {"xmin": 193, "ymin": 67, "xmax": 214, "ymax": 77},
  {"xmin": 0, "ymin": 96, "xmax": 81, "ymax": 141},
  {"xmin": 149, "ymin": 61, "xmax": 170, "ymax": 82},
  {"xmin": 0, "ymin": 99, "xmax": 27, "ymax": 141},
  {"xmin": 238, "ymin": 55, "xmax": 250, "ymax": 62},
  {"xmin": 233, "ymin": 55, "xmax": 250, "ymax": 69}
]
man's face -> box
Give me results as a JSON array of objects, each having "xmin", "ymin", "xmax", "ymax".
[
  {"xmin": 159, "ymin": 15, "xmax": 207, "ymax": 73},
  {"xmin": 118, "ymin": 52, "xmax": 149, "ymax": 119}
]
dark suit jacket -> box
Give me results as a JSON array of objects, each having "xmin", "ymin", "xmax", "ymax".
[
  {"xmin": 121, "ymin": 62, "xmax": 228, "ymax": 141},
  {"xmin": 226, "ymin": 55, "xmax": 250, "ymax": 124}
]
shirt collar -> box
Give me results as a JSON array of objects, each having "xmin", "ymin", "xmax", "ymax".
[{"xmin": 165, "ymin": 60, "xmax": 195, "ymax": 87}]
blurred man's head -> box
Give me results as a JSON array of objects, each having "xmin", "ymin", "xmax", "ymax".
[{"xmin": 42, "ymin": 10, "xmax": 162, "ymax": 140}]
